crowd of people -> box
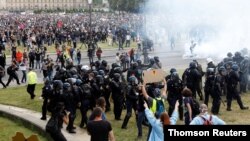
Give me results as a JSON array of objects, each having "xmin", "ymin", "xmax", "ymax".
[{"xmin": 1, "ymin": 13, "xmax": 250, "ymax": 141}]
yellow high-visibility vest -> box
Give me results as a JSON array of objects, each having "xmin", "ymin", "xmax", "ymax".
[
  {"xmin": 150, "ymin": 97, "xmax": 165, "ymax": 113},
  {"xmin": 27, "ymin": 71, "xmax": 37, "ymax": 85}
]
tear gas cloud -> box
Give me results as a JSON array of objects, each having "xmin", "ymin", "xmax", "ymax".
[{"xmin": 144, "ymin": 0, "xmax": 250, "ymax": 59}]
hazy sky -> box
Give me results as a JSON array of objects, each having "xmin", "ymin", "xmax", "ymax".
[{"xmin": 145, "ymin": 0, "xmax": 250, "ymax": 58}]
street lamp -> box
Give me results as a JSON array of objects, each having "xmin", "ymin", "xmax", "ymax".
[
  {"xmin": 88, "ymin": 0, "xmax": 93, "ymax": 29},
  {"xmin": 87, "ymin": 0, "xmax": 94, "ymax": 67},
  {"xmin": 142, "ymin": 0, "xmax": 149, "ymax": 64}
]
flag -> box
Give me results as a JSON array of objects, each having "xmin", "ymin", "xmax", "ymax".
[{"xmin": 57, "ymin": 20, "xmax": 63, "ymax": 28}]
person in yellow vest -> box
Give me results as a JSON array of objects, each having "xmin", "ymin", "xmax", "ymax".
[
  {"xmin": 141, "ymin": 79, "xmax": 167, "ymax": 140},
  {"xmin": 27, "ymin": 68, "xmax": 37, "ymax": 99}
]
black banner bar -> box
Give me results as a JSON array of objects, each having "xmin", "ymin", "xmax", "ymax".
[{"xmin": 164, "ymin": 125, "xmax": 250, "ymax": 140}]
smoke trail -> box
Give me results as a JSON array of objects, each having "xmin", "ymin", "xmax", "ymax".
[{"xmin": 144, "ymin": 0, "xmax": 250, "ymax": 59}]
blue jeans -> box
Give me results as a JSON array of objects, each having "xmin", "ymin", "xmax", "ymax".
[
  {"xmin": 21, "ymin": 70, "xmax": 26, "ymax": 83},
  {"xmin": 35, "ymin": 60, "xmax": 40, "ymax": 69}
]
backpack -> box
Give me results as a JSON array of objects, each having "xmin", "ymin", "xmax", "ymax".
[
  {"xmin": 191, "ymin": 98, "xmax": 200, "ymax": 116},
  {"xmin": 200, "ymin": 115, "xmax": 213, "ymax": 125},
  {"xmin": 155, "ymin": 98, "xmax": 165, "ymax": 118}
]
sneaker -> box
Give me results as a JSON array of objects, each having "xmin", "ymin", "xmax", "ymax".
[{"xmin": 226, "ymin": 108, "xmax": 232, "ymax": 111}]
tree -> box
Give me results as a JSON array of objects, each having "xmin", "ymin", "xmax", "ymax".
[{"xmin": 108, "ymin": 0, "xmax": 144, "ymax": 12}]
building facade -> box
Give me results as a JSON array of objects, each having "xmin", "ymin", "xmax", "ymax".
[{"xmin": 0, "ymin": 0, "xmax": 108, "ymax": 11}]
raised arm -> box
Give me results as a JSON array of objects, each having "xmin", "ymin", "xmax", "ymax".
[
  {"xmin": 161, "ymin": 79, "xmax": 167, "ymax": 97},
  {"xmin": 141, "ymin": 84, "xmax": 149, "ymax": 100}
]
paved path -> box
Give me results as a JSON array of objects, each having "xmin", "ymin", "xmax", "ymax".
[{"xmin": 0, "ymin": 104, "xmax": 90, "ymax": 141}]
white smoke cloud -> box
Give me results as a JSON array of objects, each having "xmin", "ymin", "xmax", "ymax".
[{"xmin": 144, "ymin": 0, "xmax": 250, "ymax": 59}]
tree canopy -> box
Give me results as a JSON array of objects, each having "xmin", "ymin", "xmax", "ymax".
[{"xmin": 108, "ymin": 0, "xmax": 145, "ymax": 13}]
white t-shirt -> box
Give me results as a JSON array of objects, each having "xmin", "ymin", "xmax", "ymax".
[
  {"xmin": 19, "ymin": 64, "xmax": 26, "ymax": 71},
  {"xmin": 115, "ymin": 56, "xmax": 120, "ymax": 64}
]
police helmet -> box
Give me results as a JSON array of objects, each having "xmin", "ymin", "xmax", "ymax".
[
  {"xmin": 70, "ymin": 69, "xmax": 77, "ymax": 75},
  {"xmin": 67, "ymin": 78, "xmax": 76, "ymax": 85},
  {"xmin": 81, "ymin": 65, "xmax": 90, "ymax": 71},
  {"xmin": 113, "ymin": 73, "xmax": 120, "ymax": 81},
  {"xmin": 92, "ymin": 70, "xmax": 99, "ymax": 77},
  {"xmin": 154, "ymin": 56, "xmax": 160, "ymax": 62},
  {"xmin": 171, "ymin": 72, "xmax": 179, "ymax": 80},
  {"xmin": 53, "ymin": 80, "xmax": 63, "ymax": 89},
  {"xmin": 149, "ymin": 58, "xmax": 155, "ymax": 64},
  {"xmin": 63, "ymin": 82, "xmax": 71, "ymax": 89},
  {"xmin": 114, "ymin": 67, "xmax": 122, "ymax": 74},
  {"xmin": 95, "ymin": 60, "xmax": 101, "ymax": 66},
  {"xmin": 128, "ymin": 76, "xmax": 138, "ymax": 85},
  {"xmin": 170, "ymin": 68, "xmax": 177, "ymax": 74},
  {"xmin": 98, "ymin": 70, "xmax": 105, "ymax": 76},
  {"xmin": 219, "ymin": 66, "xmax": 226, "ymax": 72},
  {"xmin": 234, "ymin": 52, "xmax": 241, "ymax": 57},
  {"xmin": 96, "ymin": 75, "xmax": 104, "ymax": 84},
  {"xmin": 232, "ymin": 64, "xmax": 239, "ymax": 71},
  {"xmin": 102, "ymin": 60, "xmax": 108, "ymax": 66},
  {"xmin": 227, "ymin": 52, "xmax": 233, "ymax": 57},
  {"xmin": 75, "ymin": 79, "xmax": 82, "ymax": 86},
  {"xmin": 189, "ymin": 62, "xmax": 197, "ymax": 69},
  {"xmin": 111, "ymin": 63, "xmax": 119, "ymax": 69}
]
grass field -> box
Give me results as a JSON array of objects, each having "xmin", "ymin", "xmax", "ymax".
[
  {"xmin": 0, "ymin": 85, "xmax": 250, "ymax": 141},
  {"xmin": 3, "ymin": 41, "xmax": 138, "ymax": 56},
  {"xmin": 0, "ymin": 116, "xmax": 47, "ymax": 141}
]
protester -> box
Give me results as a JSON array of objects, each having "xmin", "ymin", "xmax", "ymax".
[
  {"xmin": 6, "ymin": 61, "xmax": 20, "ymax": 86},
  {"xmin": 96, "ymin": 47, "xmax": 103, "ymax": 61},
  {"xmin": 87, "ymin": 107, "xmax": 115, "ymax": 141},
  {"xmin": 19, "ymin": 59, "xmax": 27, "ymax": 83},
  {"xmin": 27, "ymin": 68, "xmax": 37, "ymax": 99},
  {"xmin": 190, "ymin": 104, "xmax": 226, "ymax": 125},
  {"xmin": 144, "ymin": 100, "xmax": 179, "ymax": 141},
  {"xmin": 89, "ymin": 97, "xmax": 107, "ymax": 121},
  {"xmin": 182, "ymin": 88, "xmax": 195, "ymax": 125}
]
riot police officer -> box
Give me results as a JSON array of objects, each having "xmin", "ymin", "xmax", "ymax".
[
  {"xmin": 204, "ymin": 68, "xmax": 215, "ymax": 106},
  {"xmin": 167, "ymin": 72, "xmax": 183, "ymax": 120},
  {"xmin": 41, "ymin": 78, "xmax": 53, "ymax": 120},
  {"xmin": 182, "ymin": 62, "xmax": 202, "ymax": 99},
  {"xmin": 121, "ymin": 76, "xmax": 139, "ymax": 129},
  {"xmin": 211, "ymin": 66, "xmax": 226, "ymax": 114},
  {"xmin": 110, "ymin": 73, "xmax": 124, "ymax": 120},
  {"xmin": 62, "ymin": 82, "xmax": 77, "ymax": 133},
  {"xmin": 226, "ymin": 64, "xmax": 248, "ymax": 111}
]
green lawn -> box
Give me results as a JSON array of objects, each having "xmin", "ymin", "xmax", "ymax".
[
  {"xmin": 4, "ymin": 41, "xmax": 138, "ymax": 56},
  {"xmin": 0, "ymin": 85, "xmax": 250, "ymax": 141},
  {"xmin": 0, "ymin": 116, "xmax": 47, "ymax": 141}
]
